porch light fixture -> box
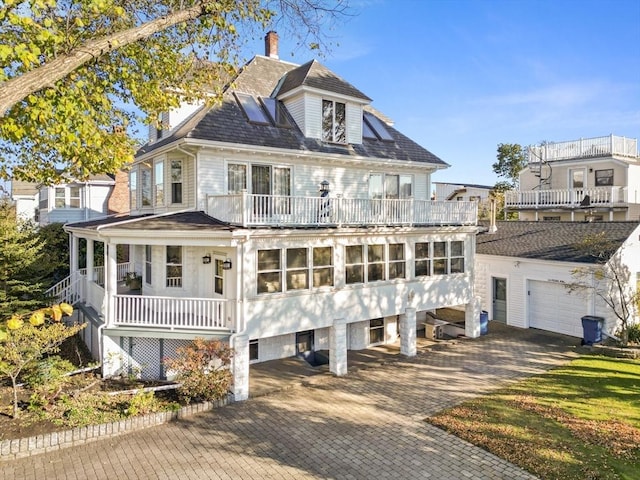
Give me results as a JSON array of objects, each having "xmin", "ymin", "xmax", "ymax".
[
  {"xmin": 202, "ymin": 254, "xmax": 211, "ymax": 264},
  {"xmin": 319, "ymin": 180, "xmax": 330, "ymax": 193},
  {"xmin": 222, "ymin": 258, "xmax": 232, "ymax": 270}
]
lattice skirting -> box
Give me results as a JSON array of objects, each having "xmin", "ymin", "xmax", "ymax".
[{"xmin": 119, "ymin": 337, "xmax": 191, "ymax": 380}]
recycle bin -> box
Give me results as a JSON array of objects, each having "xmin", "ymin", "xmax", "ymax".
[
  {"xmin": 581, "ymin": 315, "xmax": 604, "ymax": 345},
  {"xmin": 480, "ymin": 310, "xmax": 489, "ymax": 335}
]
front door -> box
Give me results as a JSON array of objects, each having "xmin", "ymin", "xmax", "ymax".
[{"xmin": 492, "ymin": 277, "xmax": 507, "ymax": 323}]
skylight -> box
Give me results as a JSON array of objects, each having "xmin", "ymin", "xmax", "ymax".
[
  {"xmin": 260, "ymin": 97, "xmax": 293, "ymax": 128},
  {"xmin": 364, "ymin": 112, "xmax": 394, "ymax": 142},
  {"xmin": 362, "ymin": 117, "xmax": 377, "ymax": 139},
  {"xmin": 234, "ymin": 92, "xmax": 270, "ymax": 125}
]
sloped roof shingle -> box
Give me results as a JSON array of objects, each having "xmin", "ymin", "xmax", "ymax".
[{"xmin": 476, "ymin": 221, "xmax": 640, "ymax": 264}]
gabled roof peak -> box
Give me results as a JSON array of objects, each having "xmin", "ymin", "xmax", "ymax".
[{"xmin": 276, "ymin": 59, "xmax": 371, "ymax": 102}]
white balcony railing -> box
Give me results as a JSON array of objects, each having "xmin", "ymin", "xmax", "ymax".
[
  {"xmin": 207, "ymin": 193, "xmax": 477, "ymax": 227},
  {"xmin": 114, "ymin": 295, "xmax": 232, "ymax": 331},
  {"xmin": 527, "ymin": 134, "xmax": 638, "ymax": 163},
  {"xmin": 505, "ymin": 187, "xmax": 628, "ymax": 209}
]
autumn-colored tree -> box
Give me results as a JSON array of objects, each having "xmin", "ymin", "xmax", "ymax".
[
  {"xmin": 565, "ymin": 233, "xmax": 639, "ymax": 346},
  {"xmin": 163, "ymin": 338, "xmax": 233, "ymax": 403},
  {"xmin": 0, "ymin": 303, "xmax": 85, "ymax": 418},
  {"xmin": 0, "ymin": 0, "xmax": 350, "ymax": 184}
]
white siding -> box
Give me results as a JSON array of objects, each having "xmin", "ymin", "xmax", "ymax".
[
  {"xmin": 414, "ymin": 173, "xmax": 429, "ymax": 201},
  {"xmin": 304, "ymin": 94, "xmax": 323, "ymax": 140},
  {"xmin": 346, "ymin": 103, "xmax": 362, "ymax": 145},
  {"xmin": 283, "ymin": 95, "xmax": 305, "ymax": 134},
  {"xmin": 242, "ymin": 230, "xmax": 475, "ymax": 340}
]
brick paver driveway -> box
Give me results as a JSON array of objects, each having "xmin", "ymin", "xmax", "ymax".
[{"xmin": 1, "ymin": 325, "xmax": 577, "ymax": 479}]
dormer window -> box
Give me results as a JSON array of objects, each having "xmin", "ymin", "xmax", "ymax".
[{"xmin": 322, "ymin": 99, "xmax": 346, "ymax": 144}]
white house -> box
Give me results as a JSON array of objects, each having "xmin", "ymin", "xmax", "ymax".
[
  {"xmin": 59, "ymin": 32, "xmax": 481, "ymax": 401},
  {"xmin": 475, "ymin": 221, "xmax": 640, "ymax": 339},
  {"xmin": 434, "ymin": 182, "xmax": 493, "ymax": 202},
  {"xmin": 10, "ymin": 173, "xmax": 128, "ymax": 226},
  {"xmin": 505, "ymin": 135, "xmax": 640, "ymax": 222}
]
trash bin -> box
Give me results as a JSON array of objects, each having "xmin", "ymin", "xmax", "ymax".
[
  {"xmin": 581, "ymin": 315, "xmax": 604, "ymax": 345},
  {"xmin": 480, "ymin": 310, "xmax": 489, "ymax": 335}
]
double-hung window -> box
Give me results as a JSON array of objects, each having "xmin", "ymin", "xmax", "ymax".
[
  {"xmin": 257, "ymin": 249, "xmax": 282, "ymax": 294},
  {"xmin": 154, "ymin": 161, "xmax": 164, "ymax": 206},
  {"xmin": 166, "ymin": 246, "xmax": 182, "ymax": 287},
  {"xmin": 171, "ymin": 160, "xmax": 183, "ymax": 204},
  {"xmin": 388, "ymin": 244, "xmax": 405, "ymax": 280},
  {"xmin": 322, "ymin": 99, "xmax": 346, "ymax": 144},
  {"xmin": 130, "ymin": 170, "xmax": 137, "ymax": 210},
  {"xmin": 345, "ymin": 246, "xmax": 364, "ymax": 284},
  {"xmin": 54, "ymin": 186, "xmax": 81, "ymax": 208},
  {"xmin": 228, "ymin": 163, "xmax": 247, "ymax": 193},
  {"xmin": 286, "ymin": 248, "xmax": 309, "ymax": 290},
  {"xmin": 367, "ymin": 245, "xmax": 385, "ymax": 282},
  {"xmin": 450, "ymin": 241, "xmax": 465, "ymax": 273},
  {"xmin": 313, "ymin": 247, "xmax": 334, "ymax": 287},
  {"xmin": 141, "ymin": 164, "xmax": 152, "ymax": 206},
  {"xmin": 433, "ymin": 242, "xmax": 448, "ymax": 275},
  {"xmin": 415, "ymin": 242, "xmax": 431, "ymax": 277}
]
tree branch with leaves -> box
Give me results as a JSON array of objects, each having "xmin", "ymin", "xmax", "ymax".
[
  {"xmin": 0, "ymin": 0, "xmax": 351, "ymax": 184},
  {"xmin": 564, "ymin": 232, "xmax": 639, "ymax": 346}
]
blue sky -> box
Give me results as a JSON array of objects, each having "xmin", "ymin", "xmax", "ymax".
[{"xmin": 270, "ymin": 0, "xmax": 640, "ymax": 186}]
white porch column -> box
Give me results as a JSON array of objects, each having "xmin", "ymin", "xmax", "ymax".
[
  {"xmin": 231, "ymin": 333, "xmax": 249, "ymax": 401},
  {"xmin": 104, "ymin": 242, "xmax": 117, "ymax": 326},
  {"xmin": 401, "ymin": 307, "xmax": 417, "ymax": 357},
  {"xmin": 465, "ymin": 296, "xmax": 482, "ymax": 338},
  {"xmin": 329, "ymin": 318, "xmax": 348, "ymax": 376},
  {"xmin": 85, "ymin": 239, "xmax": 94, "ymax": 305},
  {"xmin": 70, "ymin": 234, "xmax": 79, "ymax": 276}
]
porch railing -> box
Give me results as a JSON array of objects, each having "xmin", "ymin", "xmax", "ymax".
[
  {"xmin": 114, "ymin": 295, "xmax": 231, "ymax": 331},
  {"xmin": 527, "ymin": 135, "xmax": 638, "ymax": 163},
  {"xmin": 208, "ymin": 193, "xmax": 477, "ymax": 227},
  {"xmin": 505, "ymin": 187, "xmax": 628, "ymax": 208}
]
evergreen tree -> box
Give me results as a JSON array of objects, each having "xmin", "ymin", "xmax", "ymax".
[{"xmin": 0, "ymin": 199, "xmax": 47, "ymax": 315}]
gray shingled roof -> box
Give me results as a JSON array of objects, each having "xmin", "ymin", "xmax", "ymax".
[
  {"xmin": 137, "ymin": 56, "xmax": 447, "ymax": 167},
  {"xmin": 476, "ymin": 221, "xmax": 639, "ymax": 264},
  {"xmin": 276, "ymin": 60, "xmax": 371, "ymax": 101},
  {"xmin": 66, "ymin": 212, "xmax": 235, "ymax": 231}
]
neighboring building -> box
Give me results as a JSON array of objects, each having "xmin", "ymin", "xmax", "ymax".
[
  {"xmin": 475, "ymin": 221, "xmax": 640, "ymax": 339},
  {"xmin": 59, "ymin": 32, "xmax": 480, "ymax": 401},
  {"xmin": 10, "ymin": 179, "xmax": 39, "ymax": 223},
  {"xmin": 504, "ymin": 135, "xmax": 640, "ymax": 222},
  {"xmin": 434, "ymin": 182, "xmax": 493, "ymax": 202},
  {"xmin": 10, "ymin": 173, "xmax": 129, "ymax": 226}
]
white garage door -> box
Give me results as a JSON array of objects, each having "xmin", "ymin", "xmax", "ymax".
[{"xmin": 528, "ymin": 280, "xmax": 589, "ymax": 337}]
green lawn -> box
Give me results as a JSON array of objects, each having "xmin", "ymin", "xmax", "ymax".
[{"xmin": 427, "ymin": 356, "xmax": 640, "ymax": 480}]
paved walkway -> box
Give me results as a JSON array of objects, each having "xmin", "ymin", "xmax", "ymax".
[{"xmin": 0, "ymin": 324, "xmax": 578, "ymax": 479}]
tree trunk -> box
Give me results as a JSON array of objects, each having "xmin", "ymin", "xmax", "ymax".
[
  {"xmin": 11, "ymin": 376, "xmax": 19, "ymax": 419},
  {"xmin": 0, "ymin": 3, "xmax": 208, "ymax": 116}
]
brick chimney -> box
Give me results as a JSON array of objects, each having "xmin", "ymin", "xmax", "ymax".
[
  {"xmin": 108, "ymin": 170, "xmax": 130, "ymax": 214},
  {"xmin": 265, "ymin": 31, "xmax": 279, "ymax": 59}
]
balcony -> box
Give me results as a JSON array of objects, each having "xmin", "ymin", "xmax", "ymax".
[
  {"xmin": 505, "ymin": 187, "xmax": 628, "ymax": 209},
  {"xmin": 527, "ymin": 135, "xmax": 638, "ymax": 163},
  {"xmin": 207, "ymin": 193, "xmax": 477, "ymax": 227}
]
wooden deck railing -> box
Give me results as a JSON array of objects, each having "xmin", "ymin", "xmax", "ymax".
[
  {"xmin": 505, "ymin": 187, "xmax": 628, "ymax": 208},
  {"xmin": 207, "ymin": 193, "xmax": 477, "ymax": 227},
  {"xmin": 114, "ymin": 295, "xmax": 232, "ymax": 331}
]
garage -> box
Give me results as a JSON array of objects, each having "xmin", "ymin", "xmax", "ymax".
[{"xmin": 528, "ymin": 280, "xmax": 589, "ymax": 337}]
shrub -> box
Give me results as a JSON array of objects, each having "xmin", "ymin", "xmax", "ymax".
[
  {"xmin": 627, "ymin": 322, "xmax": 640, "ymax": 344},
  {"xmin": 163, "ymin": 338, "xmax": 233, "ymax": 404}
]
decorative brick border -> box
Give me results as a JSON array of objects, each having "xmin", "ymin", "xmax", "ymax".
[{"xmin": 0, "ymin": 394, "xmax": 232, "ymax": 462}]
